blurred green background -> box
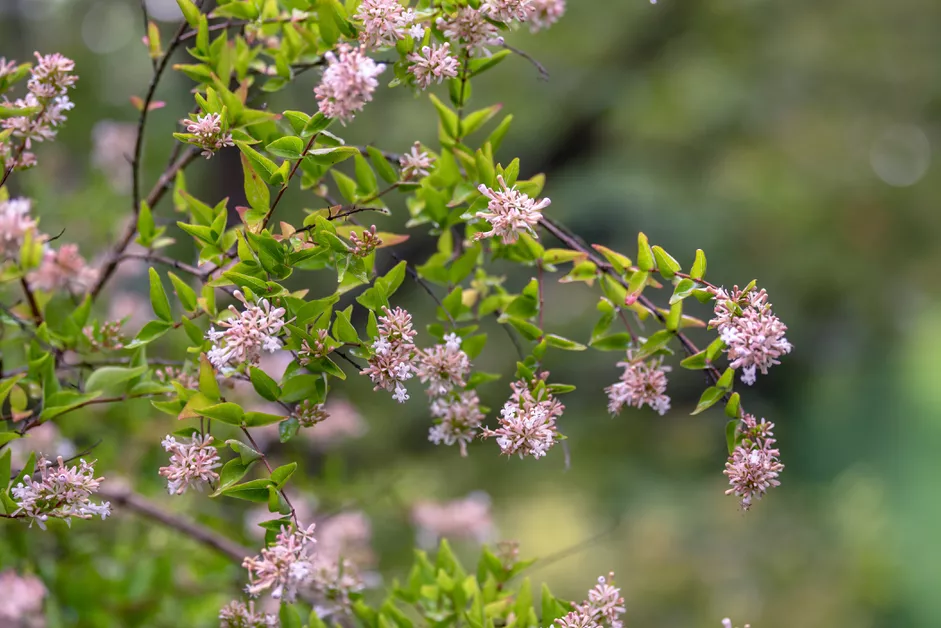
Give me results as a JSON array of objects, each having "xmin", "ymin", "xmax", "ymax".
[{"xmin": 2, "ymin": 0, "xmax": 940, "ymax": 625}]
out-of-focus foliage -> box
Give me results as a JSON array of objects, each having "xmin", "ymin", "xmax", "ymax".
[{"xmin": 1, "ymin": 0, "xmax": 939, "ymax": 626}]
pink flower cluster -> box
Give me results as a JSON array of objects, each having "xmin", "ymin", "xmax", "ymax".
[
  {"xmin": 362, "ymin": 306, "xmax": 418, "ymax": 403},
  {"xmin": 0, "ymin": 570, "xmax": 46, "ymax": 625},
  {"xmin": 605, "ymin": 351, "xmax": 671, "ymax": 416},
  {"xmin": 724, "ymin": 414, "xmax": 784, "ymax": 510},
  {"xmin": 28, "ymin": 243, "xmax": 96, "ymax": 293},
  {"xmin": 475, "ymin": 174, "xmax": 550, "ymax": 244},
  {"xmin": 399, "ymin": 142, "xmax": 434, "ymax": 180},
  {"xmin": 243, "ymin": 523, "xmax": 318, "ymax": 602},
  {"xmin": 436, "ymin": 7, "xmax": 505, "ymax": 57},
  {"xmin": 82, "ymin": 320, "xmax": 126, "ymax": 351},
  {"xmin": 1, "ymin": 52, "xmax": 78, "ymax": 171},
  {"xmin": 526, "ymin": 0, "xmax": 566, "ymax": 32},
  {"xmin": 207, "ymin": 291, "xmax": 287, "ymax": 373},
  {"xmin": 482, "ymin": 375, "xmax": 564, "ymax": 459},
  {"xmin": 354, "ymin": 0, "xmax": 417, "ymax": 49},
  {"xmin": 408, "ymin": 42, "xmax": 460, "ymax": 88},
  {"xmin": 482, "ymin": 0, "xmax": 532, "ymax": 23},
  {"xmin": 411, "ymin": 492, "xmax": 493, "ymax": 547},
  {"xmin": 10, "ymin": 456, "xmax": 111, "ymax": 530},
  {"xmin": 420, "ymin": 333, "xmax": 483, "ymax": 456},
  {"xmin": 0, "ymin": 197, "xmax": 38, "ymax": 259},
  {"xmin": 710, "ymin": 285, "xmax": 791, "ymax": 386},
  {"xmin": 294, "ymin": 398, "xmax": 329, "ymax": 427},
  {"xmin": 180, "ymin": 112, "xmax": 234, "ymax": 159},
  {"xmin": 315, "ymin": 44, "xmax": 385, "ymax": 124},
  {"xmin": 158, "ymin": 433, "xmax": 222, "ymax": 495},
  {"xmin": 349, "ymin": 225, "xmax": 382, "ymax": 257},
  {"xmin": 219, "ymin": 600, "xmax": 278, "ymax": 628},
  {"xmin": 555, "ymin": 573, "xmax": 626, "ymax": 628}
]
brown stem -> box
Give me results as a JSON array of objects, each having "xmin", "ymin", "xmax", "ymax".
[
  {"xmin": 98, "ymin": 485, "xmax": 251, "ymax": 562},
  {"xmin": 19, "ymin": 277, "xmax": 42, "ymax": 325},
  {"xmin": 240, "ymin": 427, "xmax": 299, "ymax": 526},
  {"xmin": 262, "ymin": 133, "xmax": 320, "ymax": 230}
]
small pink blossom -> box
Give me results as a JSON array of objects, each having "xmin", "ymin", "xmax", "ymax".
[
  {"xmin": 429, "ymin": 390, "xmax": 485, "ymax": 456},
  {"xmin": 724, "ymin": 414, "xmax": 784, "ymax": 510},
  {"xmin": 243, "ymin": 524, "xmax": 318, "ymax": 602},
  {"xmin": 314, "ymin": 44, "xmax": 385, "ymax": 124},
  {"xmin": 28, "ymin": 243, "xmax": 96, "ymax": 293},
  {"xmin": 556, "ymin": 573, "xmax": 626, "ymax": 628},
  {"xmin": 206, "ymin": 291, "xmax": 287, "ymax": 373},
  {"xmin": 0, "ymin": 197, "xmax": 38, "ymax": 259},
  {"xmin": 349, "ymin": 224, "xmax": 382, "ymax": 257},
  {"xmin": 355, "ymin": 0, "xmax": 415, "ymax": 49},
  {"xmin": 710, "ymin": 286, "xmax": 791, "ymax": 385},
  {"xmin": 605, "ymin": 351, "xmax": 671, "ymax": 416},
  {"xmin": 437, "ymin": 7, "xmax": 505, "ymax": 57},
  {"xmin": 362, "ymin": 306, "xmax": 418, "ymax": 402},
  {"xmin": 482, "ymin": 0, "xmax": 532, "ymax": 23},
  {"xmin": 0, "ymin": 570, "xmax": 46, "ymax": 624},
  {"xmin": 475, "ymin": 174, "xmax": 550, "ymax": 244},
  {"xmin": 416, "ymin": 333, "xmax": 471, "ymax": 397},
  {"xmin": 412, "ymin": 492, "xmax": 493, "ymax": 547},
  {"xmin": 0, "ymin": 57, "xmax": 19, "ymax": 79},
  {"xmin": 158, "ymin": 433, "xmax": 222, "ymax": 495},
  {"xmin": 526, "ymin": 0, "xmax": 566, "ymax": 31},
  {"xmin": 399, "ymin": 142, "xmax": 434, "ymax": 180},
  {"xmin": 10, "ymin": 456, "xmax": 110, "ymax": 530},
  {"xmin": 219, "ymin": 600, "xmax": 278, "ymax": 627},
  {"xmin": 482, "ymin": 375, "xmax": 564, "ymax": 459},
  {"xmin": 27, "ymin": 52, "xmax": 77, "ymax": 98},
  {"xmin": 180, "ymin": 112, "xmax": 233, "ymax": 158},
  {"xmin": 408, "ymin": 42, "xmax": 460, "ymax": 89}
]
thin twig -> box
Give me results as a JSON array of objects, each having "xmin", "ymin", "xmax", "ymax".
[
  {"xmin": 98, "ymin": 485, "xmax": 251, "ymax": 563},
  {"xmin": 240, "ymin": 427, "xmax": 299, "ymax": 526},
  {"xmin": 19, "ymin": 278, "xmax": 42, "ymax": 325},
  {"xmin": 262, "ymin": 133, "xmax": 320, "ymax": 230},
  {"xmin": 502, "ymin": 43, "xmax": 550, "ymax": 81}
]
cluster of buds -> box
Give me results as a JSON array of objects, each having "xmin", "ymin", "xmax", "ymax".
[
  {"xmin": 219, "ymin": 600, "xmax": 277, "ymax": 628},
  {"xmin": 362, "ymin": 306, "xmax": 418, "ymax": 403},
  {"xmin": 555, "ymin": 573, "xmax": 626, "ymax": 628},
  {"xmin": 605, "ymin": 350, "xmax": 671, "ymax": 416},
  {"xmin": 82, "ymin": 320, "xmax": 125, "ymax": 352},
  {"xmin": 710, "ymin": 285, "xmax": 792, "ymax": 386},
  {"xmin": 158, "ymin": 433, "xmax": 222, "ymax": 495},
  {"xmin": 482, "ymin": 374, "xmax": 564, "ymax": 459},
  {"xmin": 419, "ymin": 333, "xmax": 484, "ymax": 456},
  {"xmin": 315, "ymin": 44, "xmax": 386, "ymax": 124},
  {"xmin": 354, "ymin": 0, "xmax": 420, "ymax": 49},
  {"xmin": 154, "ymin": 366, "xmax": 199, "ymax": 390},
  {"xmin": 348, "ymin": 225, "xmax": 383, "ymax": 257},
  {"xmin": 475, "ymin": 175, "xmax": 551, "ymax": 244},
  {"xmin": 294, "ymin": 399, "xmax": 329, "ymax": 428},
  {"xmin": 177, "ymin": 112, "xmax": 234, "ymax": 159},
  {"xmin": 28, "ymin": 243, "xmax": 97, "ymax": 293},
  {"xmin": 299, "ymin": 328, "xmax": 334, "ymax": 364},
  {"xmin": 1, "ymin": 52, "xmax": 78, "ymax": 172},
  {"xmin": 207, "ymin": 291, "xmax": 287, "ymax": 373},
  {"xmin": 399, "ymin": 142, "xmax": 434, "ymax": 180},
  {"xmin": 10, "ymin": 456, "xmax": 111, "ymax": 530},
  {"xmin": 724, "ymin": 414, "xmax": 784, "ymax": 510},
  {"xmin": 408, "ymin": 42, "xmax": 460, "ymax": 89}
]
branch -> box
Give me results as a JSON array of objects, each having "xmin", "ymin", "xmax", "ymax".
[
  {"xmin": 261, "ymin": 133, "xmax": 321, "ymax": 230},
  {"xmin": 19, "ymin": 277, "xmax": 42, "ymax": 325},
  {"xmin": 98, "ymin": 485, "xmax": 251, "ymax": 563}
]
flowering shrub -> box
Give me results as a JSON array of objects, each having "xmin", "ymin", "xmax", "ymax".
[{"xmin": 0, "ymin": 0, "xmax": 787, "ymax": 625}]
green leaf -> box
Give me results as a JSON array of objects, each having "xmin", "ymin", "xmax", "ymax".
[
  {"xmin": 691, "ymin": 249, "xmax": 707, "ymax": 280},
  {"xmin": 38, "ymin": 391, "xmax": 103, "ymax": 421},
  {"xmin": 236, "ymin": 140, "xmax": 279, "ymax": 183},
  {"xmin": 176, "ymin": 0, "xmax": 201, "ymax": 27},
  {"xmin": 280, "ymin": 374, "xmax": 325, "ymax": 404},
  {"xmin": 226, "ymin": 439, "xmax": 263, "ymax": 464},
  {"xmin": 249, "ymin": 366, "xmax": 281, "ymax": 401},
  {"xmin": 148, "ymin": 268, "xmax": 172, "ymax": 322},
  {"xmin": 0, "ymin": 433, "xmax": 21, "ymax": 448},
  {"xmin": 279, "ymin": 417, "xmax": 300, "ymax": 442},
  {"xmin": 637, "ymin": 329, "xmax": 674, "ymax": 358},
  {"xmin": 545, "ymin": 334, "xmax": 587, "ymax": 351},
  {"xmin": 636, "ymin": 232, "xmax": 655, "ymax": 272},
  {"xmin": 199, "ymin": 354, "xmax": 221, "ymax": 401},
  {"xmin": 241, "ymin": 153, "xmax": 270, "ymax": 214},
  {"xmin": 332, "ymin": 308, "xmax": 359, "ymax": 344},
  {"xmin": 270, "ymin": 462, "xmax": 297, "ymax": 488},
  {"xmin": 220, "ymin": 478, "xmax": 273, "ymax": 502},
  {"xmin": 168, "ymin": 272, "xmax": 198, "ymax": 312},
  {"xmin": 266, "ymin": 136, "xmax": 305, "ymax": 160},
  {"xmin": 84, "ymin": 366, "xmax": 148, "ymax": 394},
  {"xmin": 0, "ymin": 449, "xmax": 11, "ymax": 492},
  {"xmin": 212, "ymin": 458, "xmax": 257, "ymax": 496},
  {"xmin": 429, "ymin": 94, "xmax": 459, "ymax": 139},
  {"xmin": 354, "ymin": 153, "xmax": 379, "ymax": 196},
  {"xmin": 0, "ymin": 374, "xmax": 26, "ymax": 410},
  {"xmin": 691, "ymin": 386, "xmax": 724, "ymax": 416},
  {"xmin": 306, "ymin": 146, "xmax": 358, "ymax": 165},
  {"xmin": 500, "ymin": 315, "xmax": 542, "ymax": 341},
  {"xmin": 368, "ymin": 146, "xmax": 397, "ymax": 183},
  {"xmin": 128, "ymin": 320, "xmax": 172, "ymax": 346},
  {"xmin": 280, "ymin": 603, "xmax": 303, "ymax": 628},
  {"xmin": 725, "ymin": 392, "xmax": 741, "ymax": 419},
  {"xmin": 652, "ymin": 245, "xmax": 681, "ymax": 279},
  {"xmin": 589, "ymin": 333, "xmax": 633, "ymax": 351},
  {"xmin": 726, "ymin": 419, "xmax": 739, "ymax": 455},
  {"xmin": 670, "ymin": 278, "xmax": 696, "ymax": 305},
  {"xmin": 243, "ymin": 411, "xmax": 286, "ymax": 427},
  {"xmin": 680, "ymin": 350, "xmax": 708, "ymax": 370},
  {"xmin": 196, "ymin": 402, "xmax": 244, "ymax": 425},
  {"xmin": 717, "ymin": 367, "xmax": 734, "ymax": 390}
]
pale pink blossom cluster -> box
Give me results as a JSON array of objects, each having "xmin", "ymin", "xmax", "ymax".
[
  {"xmin": 0, "ymin": 57, "xmax": 19, "ymax": 80},
  {"xmin": 482, "ymin": 375, "xmax": 564, "ymax": 459},
  {"xmin": 207, "ymin": 291, "xmax": 287, "ymax": 373},
  {"xmin": 0, "ymin": 197, "xmax": 38, "ymax": 259},
  {"xmin": 408, "ymin": 42, "xmax": 460, "ymax": 88},
  {"xmin": 475, "ymin": 174, "xmax": 550, "ymax": 244},
  {"xmin": 10, "ymin": 456, "xmax": 111, "ymax": 530},
  {"xmin": 154, "ymin": 366, "xmax": 199, "ymax": 390},
  {"xmin": 526, "ymin": 0, "xmax": 566, "ymax": 32},
  {"xmin": 28, "ymin": 243, "xmax": 97, "ymax": 293},
  {"xmin": 243, "ymin": 523, "xmax": 318, "ymax": 602},
  {"xmin": 180, "ymin": 112, "xmax": 234, "ymax": 159},
  {"xmin": 158, "ymin": 433, "xmax": 222, "ymax": 495},
  {"xmin": 1, "ymin": 52, "xmax": 77, "ymax": 170},
  {"xmin": 362, "ymin": 306, "xmax": 418, "ymax": 403},
  {"xmin": 722, "ymin": 619, "xmax": 751, "ymax": 628},
  {"xmin": 0, "ymin": 570, "xmax": 46, "ymax": 625},
  {"xmin": 317, "ymin": 510, "xmax": 375, "ymax": 567},
  {"xmin": 605, "ymin": 351, "xmax": 671, "ymax": 416},
  {"xmin": 724, "ymin": 414, "xmax": 784, "ymax": 510},
  {"xmin": 82, "ymin": 320, "xmax": 126, "ymax": 351},
  {"xmin": 710, "ymin": 286, "xmax": 791, "ymax": 386},
  {"xmin": 436, "ymin": 7, "xmax": 505, "ymax": 57},
  {"xmin": 482, "ymin": 0, "xmax": 532, "ymax": 23},
  {"xmin": 419, "ymin": 333, "xmax": 483, "ymax": 456},
  {"xmin": 556, "ymin": 573, "xmax": 626, "ymax": 628},
  {"xmin": 411, "ymin": 492, "xmax": 493, "ymax": 547},
  {"xmin": 348, "ymin": 225, "xmax": 382, "ymax": 257},
  {"xmin": 219, "ymin": 600, "xmax": 278, "ymax": 628},
  {"xmin": 399, "ymin": 142, "xmax": 434, "ymax": 180},
  {"xmin": 91, "ymin": 120, "xmax": 137, "ymax": 192},
  {"xmin": 308, "ymin": 553, "xmax": 366, "ymax": 609},
  {"xmin": 354, "ymin": 0, "xmax": 416, "ymax": 49},
  {"xmin": 314, "ymin": 44, "xmax": 386, "ymax": 124}
]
